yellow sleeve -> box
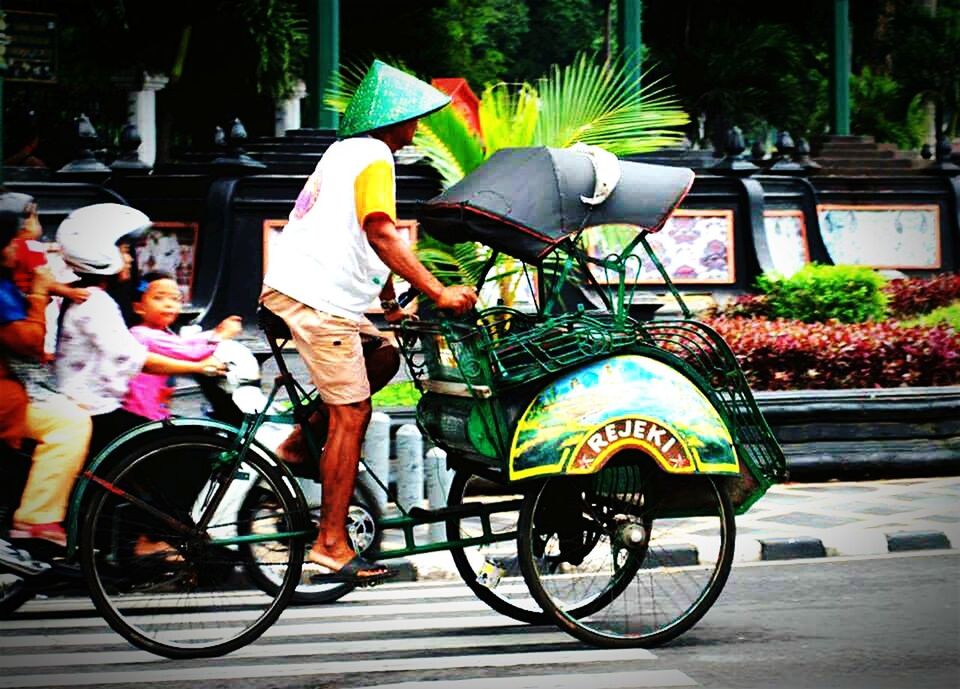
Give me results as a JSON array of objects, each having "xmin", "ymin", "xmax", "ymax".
[{"xmin": 354, "ymin": 159, "xmax": 397, "ymax": 226}]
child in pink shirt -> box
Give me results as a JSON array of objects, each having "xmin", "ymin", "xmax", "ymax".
[{"xmin": 123, "ymin": 272, "xmax": 242, "ymax": 420}]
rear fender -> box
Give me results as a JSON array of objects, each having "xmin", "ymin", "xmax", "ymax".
[{"xmin": 508, "ymin": 354, "xmax": 739, "ymax": 481}]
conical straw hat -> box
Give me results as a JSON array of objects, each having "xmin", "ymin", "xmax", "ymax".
[{"xmin": 339, "ymin": 60, "xmax": 451, "ymax": 138}]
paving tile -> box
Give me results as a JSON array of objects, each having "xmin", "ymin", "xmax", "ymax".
[
  {"xmin": 853, "ymin": 504, "xmax": 917, "ymax": 516},
  {"xmin": 759, "ymin": 511, "xmax": 854, "ymax": 528},
  {"xmin": 922, "ymin": 514, "xmax": 960, "ymax": 523}
]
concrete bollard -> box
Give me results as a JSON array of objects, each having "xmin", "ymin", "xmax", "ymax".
[
  {"xmin": 395, "ymin": 424, "xmax": 425, "ymax": 510},
  {"xmin": 362, "ymin": 412, "xmax": 392, "ymax": 511},
  {"xmin": 424, "ymin": 447, "xmax": 454, "ymax": 543}
]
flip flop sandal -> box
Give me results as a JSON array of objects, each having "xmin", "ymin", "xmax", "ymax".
[{"xmin": 309, "ymin": 554, "xmax": 398, "ymax": 587}]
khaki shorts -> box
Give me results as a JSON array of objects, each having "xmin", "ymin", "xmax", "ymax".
[{"xmin": 260, "ymin": 288, "xmax": 387, "ymax": 405}]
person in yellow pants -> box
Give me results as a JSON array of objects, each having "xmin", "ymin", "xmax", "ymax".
[
  {"xmin": 13, "ymin": 394, "xmax": 91, "ymax": 540},
  {"xmin": 0, "ymin": 206, "xmax": 91, "ymax": 548}
]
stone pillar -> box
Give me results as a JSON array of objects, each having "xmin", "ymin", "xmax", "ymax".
[
  {"xmin": 275, "ymin": 80, "xmax": 307, "ymax": 137},
  {"xmin": 125, "ymin": 73, "xmax": 168, "ymax": 167}
]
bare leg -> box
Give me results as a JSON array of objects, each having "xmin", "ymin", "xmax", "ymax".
[
  {"xmin": 365, "ymin": 342, "xmax": 400, "ymax": 395},
  {"xmin": 306, "ymin": 399, "xmax": 387, "ymax": 576},
  {"xmin": 276, "ymin": 344, "xmax": 398, "ymax": 465}
]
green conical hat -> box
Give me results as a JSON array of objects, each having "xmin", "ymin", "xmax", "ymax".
[{"xmin": 339, "ymin": 60, "xmax": 451, "ymax": 138}]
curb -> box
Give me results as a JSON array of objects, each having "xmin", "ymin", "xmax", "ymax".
[
  {"xmin": 745, "ymin": 530, "xmax": 953, "ymax": 564},
  {"xmin": 759, "ymin": 537, "xmax": 827, "ymax": 560},
  {"xmin": 885, "ymin": 531, "xmax": 952, "ymax": 552},
  {"xmin": 396, "ymin": 530, "xmax": 957, "ymax": 581}
]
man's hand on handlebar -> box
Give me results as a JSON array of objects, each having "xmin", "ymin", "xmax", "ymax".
[{"xmin": 435, "ymin": 285, "xmax": 478, "ymax": 315}]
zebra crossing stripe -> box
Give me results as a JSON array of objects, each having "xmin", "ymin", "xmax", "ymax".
[
  {"xmin": 0, "ymin": 649, "xmax": 668, "ymax": 687},
  {"xmin": 355, "ymin": 670, "xmax": 699, "ymax": 689},
  {"xmin": 1, "ymin": 598, "xmax": 500, "ymax": 630},
  {"xmin": 0, "ymin": 631, "xmax": 588, "ymax": 668},
  {"xmin": 0, "ymin": 615, "xmax": 540, "ymax": 648},
  {"xmin": 12, "ymin": 580, "xmax": 533, "ymax": 613}
]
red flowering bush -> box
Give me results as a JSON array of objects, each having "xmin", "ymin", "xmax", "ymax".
[
  {"xmin": 705, "ymin": 316, "xmax": 960, "ymax": 390},
  {"xmin": 884, "ymin": 274, "xmax": 960, "ymax": 318}
]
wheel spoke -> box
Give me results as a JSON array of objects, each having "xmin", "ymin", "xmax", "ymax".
[
  {"xmin": 79, "ymin": 433, "xmax": 304, "ymax": 658},
  {"xmin": 446, "ymin": 471, "xmax": 546, "ymax": 624},
  {"xmin": 518, "ymin": 458, "xmax": 735, "ymax": 647}
]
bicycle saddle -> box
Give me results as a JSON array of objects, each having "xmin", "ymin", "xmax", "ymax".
[{"xmin": 257, "ymin": 305, "xmax": 292, "ymax": 341}]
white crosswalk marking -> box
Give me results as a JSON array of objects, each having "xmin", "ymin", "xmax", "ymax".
[{"xmin": 0, "ymin": 581, "xmax": 700, "ymax": 689}]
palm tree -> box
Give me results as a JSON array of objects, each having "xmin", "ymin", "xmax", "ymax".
[{"xmin": 326, "ymin": 52, "xmax": 690, "ymax": 304}]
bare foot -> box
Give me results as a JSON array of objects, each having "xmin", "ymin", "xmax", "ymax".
[
  {"xmin": 134, "ymin": 535, "xmax": 184, "ymax": 562},
  {"xmin": 307, "ymin": 547, "xmax": 389, "ymax": 578}
]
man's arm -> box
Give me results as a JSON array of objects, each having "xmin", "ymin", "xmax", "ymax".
[
  {"xmin": 364, "ymin": 214, "xmax": 477, "ymax": 314},
  {"xmin": 365, "ymin": 215, "xmax": 444, "ymax": 301}
]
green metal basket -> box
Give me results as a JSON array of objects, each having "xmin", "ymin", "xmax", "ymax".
[
  {"xmin": 636, "ymin": 319, "xmax": 788, "ymax": 511},
  {"xmin": 397, "ymin": 306, "xmax": 642, "ymax": 394}
]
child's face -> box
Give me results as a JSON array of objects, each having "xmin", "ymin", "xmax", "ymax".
[{"xmin": 134, "ymin": 278, "xmax": 183, "ymax": 328}]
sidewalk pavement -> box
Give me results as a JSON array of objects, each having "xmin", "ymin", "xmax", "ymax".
[{"xmin": 389, "ymin": 476, "xmax": 960, "ymax": 581}]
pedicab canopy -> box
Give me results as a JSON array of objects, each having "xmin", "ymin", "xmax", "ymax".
[{"xmin": 417, "ymin": 146, "xmax": 695, "ymax": 263}]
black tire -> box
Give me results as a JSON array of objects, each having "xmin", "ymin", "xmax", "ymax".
[
  {"xmin": 518, "ymin": 459, "xmax": 735, "ymax": 648},
  {"xmin": 446, "ymin": 471, "xmax": 547, "ymax": 624},
  {"xmin": 78, "ymin": 429, "xmax": 307, "ymax": 659},
  {"xmin": 240, "ymin": 477, "xmax": 383, "ymax": 605},
  {"xmin": 0, "ymin": 575, "xmax": 34, "ymax": 618}
]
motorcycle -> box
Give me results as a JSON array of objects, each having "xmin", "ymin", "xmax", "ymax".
[{"xmin": 0, "ymin": 338, "xmax": 383, "ymax": 617}]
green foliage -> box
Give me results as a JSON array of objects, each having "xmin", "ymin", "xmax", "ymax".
[
  {"xmin": 535, "ymin": 53, "xmax": 689, "ymax": 155},
  {"xmin": 851, "ymin": 67, "xmax": 926, "ymax": 149},
  {"xmin": 897, "ymin": 302, "xmax": 960, "ymax": 330},
  {"xmin": 415, "ymin": 106, "xmax": 486, "ymax": 189},
  {"xmin": 430, "ymin": 0, "xmax": 530, "ymax": 88},
  {"xmin": 372, "ymin": 380, "xmax": 422, "ymax": 407},
  {"xmin": 887, "ymin": 0, "xmax": 960, "ymax": 139},
  {"xmin": 512, "ymin": 0, "xmax": 610, "ymax": 81},
  {"xmin": 756, "ymin": 264, "xmax": 888, "ymax": 324},
  {"xmin": 234, "ymin": 0, "xmax": 308, "ymax": 100},
  {"xmin": 479, "ymin": 83, "xmax": 540, "ymax": 154},
  {"xmin": 649, "ymin": 22, "xmax": 818, "ymax": 145}
]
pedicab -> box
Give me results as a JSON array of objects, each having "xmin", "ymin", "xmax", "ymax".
[{"xmin": 58, "ymin": 145, "xmax": 786, "ymax": 659}]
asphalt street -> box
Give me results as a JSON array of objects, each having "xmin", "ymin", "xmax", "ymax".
[{"xmin": 0, "ymin": 551, "xmax": 956, "ymax": 689}]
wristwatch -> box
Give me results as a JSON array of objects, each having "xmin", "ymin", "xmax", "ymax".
[{"xmin": 380, "ymin": 298, "xmax": 401, "ymax": 312}]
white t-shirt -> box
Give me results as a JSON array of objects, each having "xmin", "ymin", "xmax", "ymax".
[
  {"xmin": 263, "ymin": 137, "xmax": 397, "ymax": 321},
  {"xmin": 56, "ymin": 288, "xmax": 148, "ymax": 415}
]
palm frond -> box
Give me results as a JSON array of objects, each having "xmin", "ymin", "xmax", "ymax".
[
  {"xmin": 478, "ymin": 82, "xmax": 540, "ymax": 156},
  {"xmin": 413, "ymin": 106, "xmax": 484, "ymax": 189},
  {"xmin": 322, "ymin": 60, "xmax": 369, "ymax": 114},
  {"xmin": 535, "ymin": 52, "xmax": 690, "ymax": 155}
]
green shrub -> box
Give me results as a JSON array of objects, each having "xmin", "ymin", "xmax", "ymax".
[
  {"xmin": 372, "ymin": 380, "xmax": 422, "ymax": 407},
  {"xmin": 897, "ymin": 302, "xmax": 960, "ymax": 330},
  {"xmin": 756, "ymin": 264, "xmax": 887, "ymax": 323}
]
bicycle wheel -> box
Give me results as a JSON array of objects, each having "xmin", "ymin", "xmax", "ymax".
[
  {"xmin": 240, "ymin": 477, "xmax": 383, "ymax": 605},
  {"xmin": 518, "ymin": 456, "xmax": 735, "ymax": 647},
  {"xmin": 446, "ymin": 471, "xmax": 547, "ymax": 624},
  {"xmin": 79, "ymin": 430, "xmax": 307, "ymax": 659}
]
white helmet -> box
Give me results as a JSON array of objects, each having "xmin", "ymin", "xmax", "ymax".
[{"xmin": 56, "ymin": 203, "xmax": 151, "ymax": 275}]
